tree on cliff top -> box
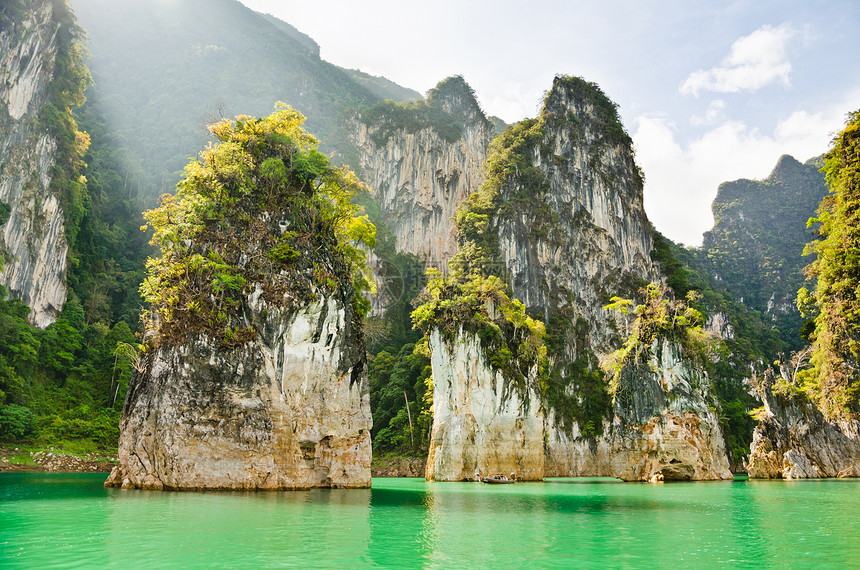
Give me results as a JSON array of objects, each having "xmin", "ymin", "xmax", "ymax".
[
  {"xmin": 800, "ymin": 110, "xmax": 860, "ymax": 419},
  {"xmin": 141, "ymin": 106, "xmax": 375, "ymax": 349}
]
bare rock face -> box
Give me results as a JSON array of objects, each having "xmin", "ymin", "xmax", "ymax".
[
  {"xmin": 422, "ymin": 77, "xmax": 731, "ymax": 482},
  {"xmin": 747, "ymin": 373, "xmax": 860, "ymax": 479},
  {"xmin": 544, "ymin": 340, "xmax": 732, "ymax": 481},
  {"xmin": 0, "ymin": 1, "xmax": 70, "ymax": 327},
  {"xmin": 105, "ymin": 294, "xmax": 372, "ymax": 490},
  {"xmin": 349, "ymin": 77, "xmax": 494, "ymax": 270},
  {"xmin": 606, "ymin": 339, "xmax": 732, "ymax": 481},
  {"xmin": 425, "ymin": 329, "xmax": 544, "ymax": 481}
]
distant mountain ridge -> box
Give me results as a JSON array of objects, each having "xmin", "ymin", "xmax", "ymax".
[
  {"xmin": 698, "ymin": 154, "xmax": 827, "ymax": 350},
  {"xmin": 70, "ymin": 0, "xmax": 421, "ymax": 201}
]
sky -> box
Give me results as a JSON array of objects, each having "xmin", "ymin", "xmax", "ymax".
[{"xmin": 237, "ymin": 0, "xmax": 860, "ymax": 245}]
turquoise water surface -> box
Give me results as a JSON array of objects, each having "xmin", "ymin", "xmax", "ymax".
[{"xmin": 2, "ymin": 473, "xmax": 859, "ymax": 567}]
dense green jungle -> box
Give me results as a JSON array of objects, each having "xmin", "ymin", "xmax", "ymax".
[{"xmin": 0, "ymin": 0, "xmax": 854, "ymax": 474}]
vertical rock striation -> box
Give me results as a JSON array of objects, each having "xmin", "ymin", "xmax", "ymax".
[
  {"xmin": 0, "ymin": 0, "xmax": 72, "ymax": 327},
  {"xmin": 106, "ymin": 293, "xmax": 372, "ymax": 490},
  {"xmin": 425, "ymin": 329, "xmax": 545, "ymax": 481},
  {"xmin": 490, "ymin": 76, "xmax": 656, "ymax": 350},
  {"xmin": 421, "ymin": 76, "xmax": 732, "ymax": 481},
  {"xmin": 747, "ymin": 373, "xmax": 860, "ymax": 479},
  {"xmin": 349, "ymin": 76, "xmax": 494, "ymax": 269}
]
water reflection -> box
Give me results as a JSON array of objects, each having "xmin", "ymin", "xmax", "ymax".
[
  {"xmin": 3, "ymin": 474, "xmax": 860, "ymax": 567},
  {"xmin": 104, "ymin": 486, "xmax": 373, "ymax": 567}
]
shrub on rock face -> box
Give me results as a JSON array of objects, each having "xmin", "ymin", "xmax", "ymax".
[
  {"xmin": 0, "ymin": 404, "xmax": 37, "ymax": 439},
  {"xmin": 411, "ymin": 270, "xmax": 546, "ymax": 395},
  {"xmin": 140, "ymin": 106, "xmax": 375, "ymax": 350},
  {"xmin": 107, "ymin": 107, "xmax": 376, "ymax": 491},
  {"xmin": 601, "ymin": 283, "xmax": 718, "ymax": 396},
  {"xmin": 800, "ymin": 110, "xmax": 860, "ymax": 419}
]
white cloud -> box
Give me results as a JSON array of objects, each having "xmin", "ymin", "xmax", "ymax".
[
  {"xmin": 680, "ymin": 24, "xmax": 797, "ymax": 96},
  {"xmin": 634, "ymin": 100, "xmax": 851, "ymax": 246},
  {"xmin": 690, "ymin": 99, "xmax": 726, "ymax": 126},
  {"xmin": 482, "ymin": 80, "xmax": 545, "ymax": 123}
]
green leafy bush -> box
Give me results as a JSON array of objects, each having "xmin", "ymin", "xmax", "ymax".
[
  {"xmin": 0, "ymin": 404, "xmax": 37, "ymax": 439},
  {"xmin": 140, "ymin": 106, "xmax": 376, "ymax": 348},
  {"xmin": 801, "ymin": 110, "xmax": 860, "ymax": 418}
]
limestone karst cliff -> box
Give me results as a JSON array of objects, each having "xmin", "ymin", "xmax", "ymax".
[
  {"xmin": 417, "ymin": 76, "xmax": 732, "ymax": 481},
  {"xmin": 105, "ymin": 109, "xmax": 374, "ymax": 490},
  {"xmin": 746, "ymin": 110, "xmax": 860, "ymax": 479},
  {"xmin": 0, "ymin": 0, "xmax": 88, "ymax": 327},
  {"xmin": 349, "ymin": 76, "xmax": 495, "ymax": 269},
  {"xmin": 700, "ymin": 154, "xmax": 827, "ymax": 352},
  {"xmin": 425, "ymin": 328, "xmax": 545, "ymax": 481},
  {"xmin": 747, "ymin": 371, "xmax": 860, "ymax": 478},
  {"xmin": 484, "ymin": 76, "xmax": 657, "ymax": 350}
]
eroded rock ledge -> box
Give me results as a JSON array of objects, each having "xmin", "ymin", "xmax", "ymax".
[
  {"xmin": 747, "ymin": 374, "xmax": 860, "ymax": 479},
  {"xmin": 106, "ymin": 296, "xmax": 372, "ymax": 491},
  {"xmin": 425, "ymin": 329, "xmax": 545, "ymax": 481}
]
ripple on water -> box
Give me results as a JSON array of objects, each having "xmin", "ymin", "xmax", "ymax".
[{"xmin": 2, "ymin": 474, "xmax": 860, "ymax": 567}]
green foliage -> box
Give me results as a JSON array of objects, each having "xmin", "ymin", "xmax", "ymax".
[
  {"xmin": 0, "ymin": 201, "xmax": 10, "ymax": 227},
  {"xmin": 699, "ymin": 155, "xmax": 827, "ymax": 352},
  {"xmin": 352, "ymin": 189, "xmax": 430, "ymax": 455},
  {"xmin": 359, "ymin": 76, "xmax": 489, "ymax": 146},
  {"xmin": 140, "ymin": 107, "xmax": 375, "ymax": 348},
  {"xmin": 0, "ymin": 285, "xmax": 137, "ymax": 450},
  {"xmin": 650, "ymin": 224, "xmax": 693, "ymax": 297},
  {"xmin": 0, "ymin": 404, "xmax": 37, "ymax": 439},
  {"xmin": 802, "ymin": 110, "xmax": 860, "ymax": 418},
  {"xmin": 412, "ymin": 271, "xmax": 547, "ymax": 397},
  {"xmin": 368, "ymin": 344, "xmax": 432, "ymax": 453},
  {"xmin": 718, "ymin": 395, "xmax": 757, "ymax": 463},
  {"xmin": 360, "ymin": 98, "xmax": 462, "ymax": 146},
  {"xmin": 541, "ymin": 313, "xmax": 611, "ymax": 435},
  {"xmin": 70, "ymin": 93, "xmax": 150, "ymax": 328},
  {"xmin": 602, "ymin": 283, "xmax": 716, "ymax": 394}
]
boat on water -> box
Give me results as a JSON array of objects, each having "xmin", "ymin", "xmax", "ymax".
[
  {"xmin": 480, "ymin": 477, "xmax": 515, "ymax": 485},
  {"xmin": 477, "ymin": 474, "xmax": 517, "ymax": 484}
]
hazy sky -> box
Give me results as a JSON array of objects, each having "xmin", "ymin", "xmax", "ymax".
[{"xmin": 237, "ymin": 0, "xmax": 859, "ymax": 245}]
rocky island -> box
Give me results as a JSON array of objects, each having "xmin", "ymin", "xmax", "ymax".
[
  {"xmin": 105, "ymin": 108, "xmax": 376, "ymax": 490},
  {"xmin": 412, "ymin": 76, "xmax": 731, "ymax": 482}
]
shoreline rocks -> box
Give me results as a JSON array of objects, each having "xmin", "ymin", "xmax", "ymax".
[
  {"xmin": 748, "ymin": 373, "xmax": 860, "ymax": 479},
  {"xmin": 106, "ymin": 296, "xmax": 372, "ymax": 491}
]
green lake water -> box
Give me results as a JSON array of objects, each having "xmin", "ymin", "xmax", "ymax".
[{"xmin": 2, "ymin": 473, "xmax": 859, "ymax": 568}]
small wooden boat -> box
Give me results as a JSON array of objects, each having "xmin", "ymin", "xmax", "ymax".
[{"xmin": 479, "ymin": 476, "xmax": 515, "ymax": 484}]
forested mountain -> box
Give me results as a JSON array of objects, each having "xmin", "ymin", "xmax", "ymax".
[
  {"xmin": 699, "ymin": 155, "xmax": 827, "ymax": 351},
  {"xmin": 747, "ymin": 110, "xmax": 860, "ymax": 479},
  {"xmin": 1, "ymin": 0, "xmax": 419, "ymax": 454},
  {"xmin": 0, "ymin": 0, "xmax": 851, "ymax": 478},
  {"xmin": 70, "ymin": 0, "xmax": 420, "ymax": 202},
  {"xmin": 0, "ymin": 0, "xmax": 138, "ymax": 452},
  {"xmin": 802, "ymin": 111, "xmax": 860, "ymax": 418}
]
